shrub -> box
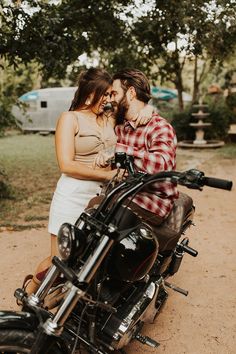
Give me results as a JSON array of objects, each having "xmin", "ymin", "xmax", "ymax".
[
  {"xmin": 205, "ymin": 99, "xmax": 232, "ymax": 140},
  {"xmin": 0, "ymin": 170, "xmax": 13, "ymax": 199},
  {"xmin": 225, "ymin": 93, "xmax": 236, "ymax": 123},
  {"xmin": 0, "ymin": 102, "xmax": 18, "ymax": 137},
  {"xmin": 171, "ymin": 97, "xmax": 233, "ymax": 141},
  {"xmin": 171, "ymin": 109, "xmax": 195, "ymax": 141}
]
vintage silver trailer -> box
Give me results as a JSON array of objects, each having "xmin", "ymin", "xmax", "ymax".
[
  {"xmin": 12, "ymin": 87, "xmax": 77, "ymax": 132},
  {"xmin": 12, "ymin": 86, "xmax": 192, "ymax": 133}
]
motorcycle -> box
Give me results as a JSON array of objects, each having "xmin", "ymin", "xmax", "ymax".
[{"xmin": 0, "ymin": 152, "xmax": 232, "ymax": 354}]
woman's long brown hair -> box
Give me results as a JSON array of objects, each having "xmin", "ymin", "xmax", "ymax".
[{"xmin": 69, "ymin": 67, "xmax": 112, "ymax": 111}]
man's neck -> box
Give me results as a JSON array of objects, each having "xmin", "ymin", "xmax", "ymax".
[{"xmin": 126, "ymin": 100, "xmax": 145, "ymax": 122}]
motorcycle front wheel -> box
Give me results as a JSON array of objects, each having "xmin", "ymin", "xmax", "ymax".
[{"xmin": 0, "ymin": 329, "xmax": 63, "ymax": 354}]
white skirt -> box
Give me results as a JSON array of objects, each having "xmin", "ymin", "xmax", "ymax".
[{"xmin": 48, "ymin": 174, "xmax": 102, "ymax": 235}]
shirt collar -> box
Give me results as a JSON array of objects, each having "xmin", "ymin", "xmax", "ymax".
[{"xmin": 124, "ymin": 119, "xmax": 136, "ymax": 130}]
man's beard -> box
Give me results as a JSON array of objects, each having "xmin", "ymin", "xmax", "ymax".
[{"xmin": 114, "ymin": 95, "xmax": 129, "ymax": 125}]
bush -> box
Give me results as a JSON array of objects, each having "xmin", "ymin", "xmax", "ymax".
[
  {"xmin": 205, "ymin": 99, "xmax": 232, "ymax": 140},
  {"xmin": 225, "ymin": 93, "xmax": 236, "ymax": 123},
  {"xmin": 171, "ymin": 109, "xmax": 195, "ymax": 141},
  {"xmin": 171, "ymin": 97, "xmax": 233, "ymax": 141},
  {"xmin": 0, "ymin": 102, "xmax": 18, "ymax": 137},
  {"xmin": 0, "ymin": 170, "xmax": 13, "ymax": 199},
  {"xmin": 0, "ymin": 60, "xmax": 41, "ymax": 136}
]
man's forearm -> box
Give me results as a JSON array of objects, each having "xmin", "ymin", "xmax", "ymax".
[{"xmin": 115, "ymin": 142, "xmax": 175, "ymax": 174}]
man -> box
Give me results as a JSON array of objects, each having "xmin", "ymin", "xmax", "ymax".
[{"xmin": 111, "ymin": 68, "xmax": 178, "ymax": 226}]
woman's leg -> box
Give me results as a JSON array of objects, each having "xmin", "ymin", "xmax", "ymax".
[{"xmin": 25, "ymin": 234, "xmax": 58, "ymax": 295}]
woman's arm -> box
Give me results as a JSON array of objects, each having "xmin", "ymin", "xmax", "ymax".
[
  {"xmin": 55, "ymin": 112, "xmax": 117, "ymax": 182},
  {"xmin": 106, "ymin": 105, "xmax": 156, "ymax": 127}
]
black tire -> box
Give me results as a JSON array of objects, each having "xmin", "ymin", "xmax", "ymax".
[{"xmin": 0, "ymin": 328, "xmax": 63, "ymax": 354}]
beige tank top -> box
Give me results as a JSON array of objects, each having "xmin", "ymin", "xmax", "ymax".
[{"xmin": 74, "ymin": 114, "xmax": 117, "ymax": 167}]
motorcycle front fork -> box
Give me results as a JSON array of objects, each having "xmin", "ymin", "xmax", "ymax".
[
  {"xmin": 19, "ymin": 262, "xmax": 78, "ymax": 353},
  {"xmin": 27, "ymin": 234, "xmax": 114, "ymax": 354},
  {"xmin": 27, "ymin": 264, "xmax": 61, "ymax": 307},
  {"xmin": 29, "ymin": 281, "xmax": 107, "ymax": 354},
  {"xmin": 33, "ymin": 290, "xmax": 85, "ymax": 353}
]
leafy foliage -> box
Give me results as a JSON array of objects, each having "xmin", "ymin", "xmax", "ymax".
[
  {"xmin": 205, "ymin": 95, "xmax": 234, "ymax": 139},
  {"xmin": 0, "ymin": 0, "xmax": 236, "ymax": 131},
  {"xmin": 0, "ymin": 102, "xmax": 16, "ymax": 136},
  {"xmin": 171, "ymin": 109, "xmax": 195, "ymax": 141},
  {"xmin": 0, "ymin": 0, "xmax": 131, "ymax": 79},
  {"xmin": 0, "ymin": 169, "xmax": 12, "ymax": 199},
  {"xmin": 130, "ymin": 0, "xmax": 236, "ymax": 108},
  {"xmin": 0, "ymin": 59, "xmax": 40, "ymax": 134},
  {"xmin": 225, "ymin": 93, "xmax": 236, "ymax": 123},
  {"xmin": 172, "ymin": 96, "xmax": 233, "ymax": 141}
]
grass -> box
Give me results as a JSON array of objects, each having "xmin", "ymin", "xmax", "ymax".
[
  {"xmin": 0, "ymin": 131, "xmax": 235, "ymax": 230},
  {"xmin": 0, "ymin": 132, "xmax": 60, "ymax": 229}
]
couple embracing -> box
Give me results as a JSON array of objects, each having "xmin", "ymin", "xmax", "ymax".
[{"xmin": 25, "ymin": 67, "xmax": 178, "ymax": 294}]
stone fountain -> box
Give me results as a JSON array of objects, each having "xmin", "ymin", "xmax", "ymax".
[{"xmin": 178, "ymin": 104, "xmax": 224, "ymax": 148}]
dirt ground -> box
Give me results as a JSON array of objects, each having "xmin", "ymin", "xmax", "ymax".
[{"xmin": 0, "ymin": 149, "xmax": 235, "ymax": 354}]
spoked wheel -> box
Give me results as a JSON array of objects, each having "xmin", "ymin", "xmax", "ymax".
[{"xmin": 0, "ymin": 329, "xmax": 63, "ymax": 354}]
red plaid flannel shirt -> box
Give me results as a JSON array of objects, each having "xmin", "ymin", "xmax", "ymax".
[{"xmin": 115, "ymin": 113, "xmax": 179, "ymax": 218}]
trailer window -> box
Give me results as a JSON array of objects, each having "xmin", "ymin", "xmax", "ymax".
[{"xmin": 41, "ymin": 101, "xmax": 47, "ymax": 108}]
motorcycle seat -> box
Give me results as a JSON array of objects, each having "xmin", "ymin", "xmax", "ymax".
[{"xmin": 151, "ymin": 192, "xmax": 194, "ymax": 252}]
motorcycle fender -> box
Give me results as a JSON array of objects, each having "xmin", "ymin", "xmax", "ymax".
[{"xmin": 0, "ymin": 310, "xmax": 39, "ymax": 330}]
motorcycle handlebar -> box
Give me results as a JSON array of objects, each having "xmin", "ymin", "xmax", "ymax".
[
  {"xmin": 113, "ymin": 153, "xmax": 233, "ymax": 191},
  {"xmin": 94, "ymin": 163, "xmax": 233, "ymax": 222},
  {"xmin": 202, "ymin": 176, "xmax": 233, "ymax": 191}
]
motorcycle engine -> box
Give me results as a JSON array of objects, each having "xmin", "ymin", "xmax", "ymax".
[{"xmin": 100, "ymin": 280, "xmax": 160, "ymax": 350}]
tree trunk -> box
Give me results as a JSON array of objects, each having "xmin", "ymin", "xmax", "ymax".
[
  {"xmin": 172, "ymin": 48, "xmax": 184, "ymax": 111},
  {"xmin": 175, "ymin": 70, "xmax": 184, "ymax": 111},
  {"xmin": 192, "ymin": 55, "xmax": 199, "ymax": 104},
  {"xmin": 177, "ymin": 85, "xmax": 184, "ymax": 111}
]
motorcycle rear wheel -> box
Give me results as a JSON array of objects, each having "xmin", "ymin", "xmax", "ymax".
[{"xmin": 0, "ymin": 329, "xmax": 63, "ymax": 353}]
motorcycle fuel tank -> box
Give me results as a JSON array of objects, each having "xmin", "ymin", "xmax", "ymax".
[{"xmin": 108, "ymin": 207, "xmax": 159, "ymax": 282}]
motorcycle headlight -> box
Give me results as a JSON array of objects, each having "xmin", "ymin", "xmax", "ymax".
[{"xmin": 57, "ymin": 223, "xmax": 86, "ymax": 262}]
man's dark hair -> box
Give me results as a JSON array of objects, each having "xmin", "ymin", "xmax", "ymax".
[{"xmin": 113, "ymin": 68, "xmax": 151, "ymax": 103}]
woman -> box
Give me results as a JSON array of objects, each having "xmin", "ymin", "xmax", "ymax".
[
  {"xmin": 25, "ymin": 67, "xmax": 120, "ymax": 294},
  {"xmin": 24, "ymin": 67, "xmax": 153, "ymax": 295}
]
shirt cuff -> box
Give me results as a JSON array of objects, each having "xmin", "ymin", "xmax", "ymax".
[{"xmin": 116, "ymin": 143, "xmax": 139, "ymax": 157}]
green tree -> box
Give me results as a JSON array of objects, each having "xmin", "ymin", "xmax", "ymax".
[
  {"xmin": 0, "ymin": 0, "xmax": 132, "ymax": 133},
  {"xmin": 1, "ymin": 0, "xmax": 235, "ymax": 123},
  {"xmin": 0, "ymin": 58, "xmax": 41, "ymax": 134},
  {"xmin": 130, "ymin": 0, "xmax": 236, "ymax": 110},
  {"xmin": 0, "ymin": 0, "xmax": 130, "ymax": 79}
]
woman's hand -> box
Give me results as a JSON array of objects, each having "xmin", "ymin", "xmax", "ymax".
[
  {"xmin": 135, "ymin": 104, "xmax": 157, "ymax": 127},
  {"xmin": 93, "ymin": 147, "xmax": 115, "ymax": 168},
  {"xmin": 102, "ymin": 168, "xmax": 126, "ymax": 182}
]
